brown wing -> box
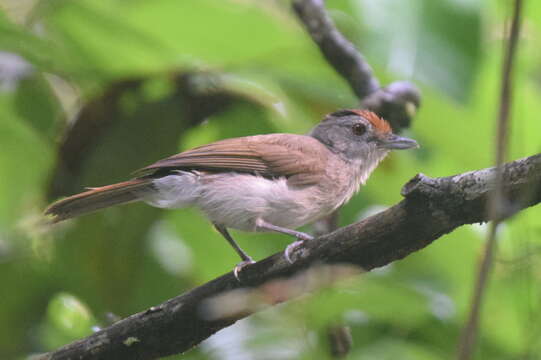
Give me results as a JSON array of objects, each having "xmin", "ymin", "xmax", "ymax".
[{"xmin": 135, "ymin": 134, "xmax": 330, "ymax": 186}]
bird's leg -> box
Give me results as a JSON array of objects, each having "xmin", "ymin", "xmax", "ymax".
[
  {"xmin": 255, "ymin": 219, "xmax": 314, "ymax": 264},
  {"xmin": 213, "ymin": 224, "xmax": 255, "ymax": 280}
]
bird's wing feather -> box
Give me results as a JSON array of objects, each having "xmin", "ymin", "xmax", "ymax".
[{"xmin": 135, "ymin": 134, "xmax": 329, "ymax": 186}]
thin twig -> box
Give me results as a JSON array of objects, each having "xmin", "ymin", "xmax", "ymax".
[{"xmin": 457, "ymin": 1, "xmax": 523, "ymax": 359}]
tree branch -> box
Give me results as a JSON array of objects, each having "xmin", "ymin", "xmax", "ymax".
[
  {"xmin": 39, "ymin": 153, "xmax": 541, "ymax": 360},
  {"xmin": 292, "ymin": 0, "xmax": 420, "ymax": 131}
]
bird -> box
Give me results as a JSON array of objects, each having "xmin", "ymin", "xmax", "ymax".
[{"xmin": 45, "ymin": 109, "xmax": 418, "ymax": 278}]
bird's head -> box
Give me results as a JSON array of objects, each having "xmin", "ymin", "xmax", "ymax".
[{"xmin": 309, "ymin": 109, "xmax": 419, "ymax": 163}]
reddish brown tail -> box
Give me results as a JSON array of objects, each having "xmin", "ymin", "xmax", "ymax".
[{"xmin": 45, "ymin": 179, "xmax": 153, "ymax": 223}]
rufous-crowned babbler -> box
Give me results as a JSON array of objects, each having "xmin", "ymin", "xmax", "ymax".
[{"xmin": 46, "ymin": 109, "xmax": 418, "ymax": 278}]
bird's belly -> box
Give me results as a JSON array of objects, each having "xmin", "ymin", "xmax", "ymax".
[{"xmin": 197, "ymin": 173, "xmax": 332, "ymax": 232}]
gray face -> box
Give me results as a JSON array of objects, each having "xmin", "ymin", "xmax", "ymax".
[{"xmin": 309, "ymin": 111, "xmax": 418, "ymax": 162}]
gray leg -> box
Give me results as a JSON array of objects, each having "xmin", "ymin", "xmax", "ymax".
[
  {"xmin": 214, "ymin": 224, "xmax": 253, "ymax": 262},
  {"xmin": 256, "ymin": 219, "xmax": 314, "ymax": 263},
  {"xmin": 255, "ymin": 219, "xmax": 314, "ymax": 241},
  {"xmin": 214, "ymin": 224, "xmax": 255, "ymax": 280}
]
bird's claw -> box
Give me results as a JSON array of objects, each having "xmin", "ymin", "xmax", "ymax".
[
  {"xmin": 284, "ymin": 232, "xmax": 314, "ymax": 263},
  {"xmin": 233, "ymin": 258, "xmax": 256, "ymax": 281},
  {"xmin": 285, "ymin": 237, "xmax": 312, "ymax": 264},
  {"xmin": 285, "ymin": 240, "xmax": 303, "ymax": 264}
]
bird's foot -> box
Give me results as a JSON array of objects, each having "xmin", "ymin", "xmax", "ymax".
[
  {"xmin": 284, "ymin": 232, "xmax": 314, "ymax": 264},
  {"xmin": 233, "ymin": 258, "xmax": 256, "ymax": 281}
]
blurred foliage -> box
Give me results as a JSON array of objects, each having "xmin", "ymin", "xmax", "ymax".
[{"xmin": 0, "ymin": 0, "xmax": 540, "ymax": 359}]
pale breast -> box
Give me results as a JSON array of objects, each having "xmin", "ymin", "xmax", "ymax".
[
  {"xmin": 196, "ymin": 173, "xmax": 329, "ymax": 231},
  {"xmin": 318, "ymin": 148, "xmax": 390, "ymax": 212}
]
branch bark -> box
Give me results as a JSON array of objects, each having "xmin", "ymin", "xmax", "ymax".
[{"xmin": 39, "ymin": 153, "xmax": 541, "ymax": 360}]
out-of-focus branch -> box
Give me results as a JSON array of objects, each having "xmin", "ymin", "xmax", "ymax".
[
  {"xmin": 292, "ymin": 0, "xmax": 379, "ymax": 98},
  {"xmin": 292, "ymin": 0, "xmax": 420, "ymax": 131},
  {"xmin": 47, "ymin": 73, "xmax": 233, "ymax": 199},
  {"xmin": 39, "ymin": 153, "xmax": 541, "ymax": 360},
  {"xmin": 457, "ymin": 1, "xmax": 523, "ymax": 359}
]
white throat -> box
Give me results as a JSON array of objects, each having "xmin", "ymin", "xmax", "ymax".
[
  {"xmin": 356, "ymin": 148, "xmax": 390, "ymax": 185},
  {"xmin": 335, "ymin": 148, "xmax": 390, "ymax": 210}
]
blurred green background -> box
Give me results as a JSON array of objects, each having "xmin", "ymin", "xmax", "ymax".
[{"xmin": 0, "ymin": 0, "xmax": 540, "ymax": 359}]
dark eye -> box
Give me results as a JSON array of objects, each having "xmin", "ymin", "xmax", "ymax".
[{"xmin": 352, "ymin": 123, "xmax": 366, "ymax": 136}]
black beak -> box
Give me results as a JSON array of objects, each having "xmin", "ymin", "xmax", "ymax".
[{"xmin": 380, "ymin": 134, "xmax": 419, "ymax": 150}]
